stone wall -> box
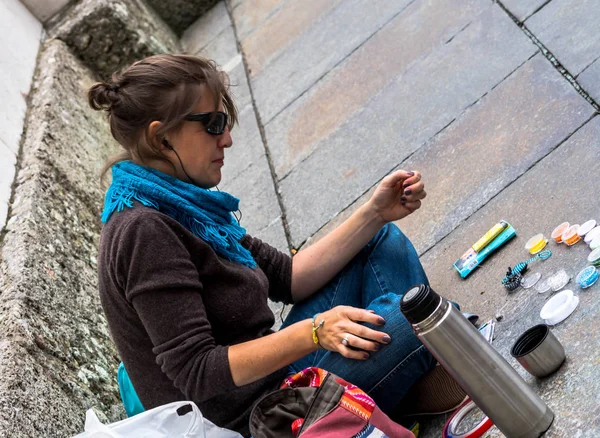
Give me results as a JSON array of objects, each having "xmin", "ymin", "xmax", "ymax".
[{"xmin": 0, "ymin": 39, "xmax": 123, "ymax": 437}]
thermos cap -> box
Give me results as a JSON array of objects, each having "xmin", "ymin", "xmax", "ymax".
[{"xmin": 400, "ymin": 284, "xmax": 442, "ymax": 324}]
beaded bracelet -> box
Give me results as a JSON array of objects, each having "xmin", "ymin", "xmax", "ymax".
[{"xmin": 311, "ymin": 314, "xmax": 325, "ymax": 349}]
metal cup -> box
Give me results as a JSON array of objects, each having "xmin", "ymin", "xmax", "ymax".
[{"xmin": 511, "ymin": 324, "xmax": 566, "ymax": 378}]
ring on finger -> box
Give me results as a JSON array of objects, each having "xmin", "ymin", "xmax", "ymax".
[{"xmin": 342, "ymin": 334, "xmax": 350, "ymax": 346}]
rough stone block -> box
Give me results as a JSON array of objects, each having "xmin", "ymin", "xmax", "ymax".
[
  {"xmin": 418, "ymin": 116, "xmax": 600, "ymax": 437},
  {"xmin": 501, "ymin": 0, "xmax": 548, "ymax": 21},
  {"xmin": 266, "ymin": 0, "xmax": 491, "ymax": 179},
  {"xmin": 47, "ymin": 0, "xmax": 180, "ymax": 81},
  {"xmin": 251, "ymin": 0, "xmax": 415, "ymax": 124},
  {"xmin": 181, "ymin": 1, "xmax": 231, "ymax": 56},
  {"xmin": 145, "ymin": 0, "xmax": 221, "ymax": 36},
  {"xmin": 526, "ymin": 0, "xmax": 600, "ymax": 75},
  {"xmin": 0, "ymin": 0, "xmax": 42, "ymax": 155},
  {"xmin": 241, "ymin": 0, "xmax": 343, "ymax": 78},
  {"xmin": 577, "ymin": 58, "xmax": 600, "ymax": 104},
  {"xmin": 0, "ymin": 39, "xmax": 122, "ymax": 437},
  {"xmin": 279, "ymin": 5, "xmax": 537, "ymax": 248}
]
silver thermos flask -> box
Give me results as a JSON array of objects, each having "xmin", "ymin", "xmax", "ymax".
[{"xmin": 400, "ymin": 284, "xmax": 554, "ymax": 438}]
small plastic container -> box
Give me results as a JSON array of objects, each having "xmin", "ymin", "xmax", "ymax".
[
  {"xmin": 540, "ymin": 290, "xmax": 579, "ymax": 326},
  {"xmin": 562, "ymin": 225, "xmax": 581, "ymax": 246},
  {"xmin": 588, "ymin": 248, "xmax": 600, "ymax": 266},
  {"xmin": 551, "ymin": 222, "xmax": 569, "ymax": 243},
  {"xmin": 584, "ymin": 226, "xmax": 600, "ymax": 245},
  {"xmin": 521, "ymin": 272, "xmax": 542, "ymax": 289},
  {"xmin": 591, "ymin": 236, "xmax": 600, "ymax": 251},
  {"xmin": 525, "ymin": 234, "xmax": 547, "ymax": 254},
  {"xmin": 578, "ymin": 219, "xmax": 597, "ymax": 237},
  {"xmin": 576, "ymin": 266, "xmax": 599, "ymax": 289},
  {"xmin": 549, "ymin": 269, "xmax": 570, "ymax": 291}
]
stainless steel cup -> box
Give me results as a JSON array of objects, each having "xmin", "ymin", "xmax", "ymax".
[{"xmin": 511, "ymin": 324, "xmax": 566, "ymax": 378}]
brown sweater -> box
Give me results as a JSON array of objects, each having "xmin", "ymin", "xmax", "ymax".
[{"xmin": 97, "ymin": 205, "xmax": 293, "ymax": 436}]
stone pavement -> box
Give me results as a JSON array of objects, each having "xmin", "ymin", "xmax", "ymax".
[{"xmin": 185, "ymin": 0, "xmax": 600, "ymax": 436}]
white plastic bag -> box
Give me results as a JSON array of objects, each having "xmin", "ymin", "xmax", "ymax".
[{"xmin": 73, "ymin": 401, "xmax": 243, "ymax": 438}]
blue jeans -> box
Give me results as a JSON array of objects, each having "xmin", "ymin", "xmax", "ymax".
[{"xmin": 281, "ymin": 223, "xmax": 437, "ymax": 413}]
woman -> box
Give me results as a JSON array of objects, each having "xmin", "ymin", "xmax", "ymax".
[{"xmin": 91, "ymin": 54, "xmax": 464, "ymax": 437}]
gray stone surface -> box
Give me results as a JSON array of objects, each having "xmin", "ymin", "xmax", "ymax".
[
  {"xmin": 145, "ymin": 0, "xmax": 220, "ymax": 36},
  {"xmin": 577, "ymin": 58, "xmax": 600, "ymax": 103},
  {"xmin": 418, "ymin": 115, "xmax": 600, "ymax": 437},
  {"xmin": 266, "ymin": 0, "xmax": 491, "ymax": 179},
  {"xmin": 47, "ymin": 0, "xmax": 181, "ymax": 81},
  {"xmin": 181, "ymin": 1, "xmax": 231, "ymax": 56},
  {"xmin": 222, "ymin": 105, "xmax": 264, "ymax": 180},
  {"xmin": 227, "ymin": 60, "xmax": 252, "ymax": 110},
  {"xmin": 220, "ymin": 155, "xmax": 286, "ymax": 249},
  {"xmin": 250, "ymin": 0, "xmax": 414, "ymax": 124},
  {"xmin": 501, "ymin": 0, "xmax": 549, "ymax": 21},
  {"xmin": 195, "ymin": 24, "xmax": 239, "ymax": 69},
  {"xmin": 526, "ymin": 0, "xmax": 600, "ymax": 75},
  {"xmin": 231, "ymin": 0, "xmax": 285, "ymax": 40},
  {"xmin": 279, "ymin": 4, "xmax": 537, "ymax": 248},
  {"xmin": 0, "ymin": 39, "xmax": 122, "ymax": 437},
  {"xmin": 240, "ymin": 0, "xmax": 343, "ymax": 78},
  {"xmin": 390, "ymin": 54, "xmax": 593, "ymax": 255}
]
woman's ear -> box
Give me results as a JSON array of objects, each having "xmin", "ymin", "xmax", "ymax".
[{"xmin": 147, "ymin": 120, "xmax": 164, "ymax": 148}]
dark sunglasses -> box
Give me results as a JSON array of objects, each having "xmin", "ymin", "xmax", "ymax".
[{"xmin": 184, "ymin": 111, "xmax": 228, "ymax": 135}]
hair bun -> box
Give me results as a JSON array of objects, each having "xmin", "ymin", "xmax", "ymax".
[{"xmin": 88, "ymin": 81, "xmax": 118, "ymax": 111}]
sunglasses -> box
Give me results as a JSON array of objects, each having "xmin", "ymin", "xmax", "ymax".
[{"xmin": 184, "ymin": 111, "xmax": 228, "ymax": 135}]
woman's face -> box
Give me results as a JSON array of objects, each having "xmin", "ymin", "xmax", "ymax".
[{"xmin": 159, "ymin": 87, "xmax": 233, "ymax": 188}]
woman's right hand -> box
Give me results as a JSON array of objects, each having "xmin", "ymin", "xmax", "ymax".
[{"xmin": 316, "ymin": 306, "xmax": 391, "ymax": 360}]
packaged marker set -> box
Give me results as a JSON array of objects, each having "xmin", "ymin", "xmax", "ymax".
[{"xmin": 454, "ymin": 220, "xmax": 517, "ymax": 278}]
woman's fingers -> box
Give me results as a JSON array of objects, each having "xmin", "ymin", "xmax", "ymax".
[
  {"xmin": 403, "ymin": 200, "xmax": 422, "ymax": 212},
  {"xmin": 343, "ymin": 333, "xmax": 381, "ymax": 352},
  {"xmin": 339, "ymin": 345, "xmax": 370, "ymax": 360},
  {"xmin": 345, "ymin": 307, "xmax": 386, "ymax": 326},
  {"xmin": 400, "ymin": 171, "xmax": 421, "ymax": 188}
]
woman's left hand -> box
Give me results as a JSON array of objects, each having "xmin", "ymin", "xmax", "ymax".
[{"xmin": 367, "ymin": 170, "xmax": 426, "ymax": 223}]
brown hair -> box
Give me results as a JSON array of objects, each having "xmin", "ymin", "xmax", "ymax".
[{"xmin": 88, "ymin": 54, "xmax": 238, "ymax": 179}]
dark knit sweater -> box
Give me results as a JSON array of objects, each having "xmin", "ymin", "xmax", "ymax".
[{"xmin": 97, "ymin": 205, "xmax": 293, "ymax": 436}]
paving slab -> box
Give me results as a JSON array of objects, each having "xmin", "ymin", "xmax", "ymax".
[
  {"xmin": 220, "ymin": 155, "xmax": 287, "ymax": 252},
  {"xmin": 266, "ymin": 0, "xmax": 491, "ymax": 179},
  {"xmin": 195, "ymin": 24, "xmax": 239, "ymax": 69},
  {"xmin": 231, "ymin": 0, "xmax": 284, "ymax": 40},
  {"xmin": 526, "ymin": 0, "xmax": 600, "ymax": 75},
  {"xmin": 250, "ymin": 0, "xmax": 415, "ymax": 124},
  {"xmin": 181, "ymin": 1, "xmax": 231, "ymax": 56},
  {"xmin": 241, "ymin": 0, "xmax": 343, "ymax": 78},
  {"xmin": 279, "ymin": 4, "xmax": 537, "ymax": 248},
  {"xmin": 501, "ymin": 0, "xmax": 549, "ymax": 22},
  {"xmin": 227, "ymin": 59, "xmax": 252, "ymax": 109},
  {"xmin": 577, "ymin": 58, "xmax": 600, "ymax": 104},
  {"xmin": 222, "ymin": 105, "xmax": 264, "ymax": 180},
  {"xmin": 308, "ymin": 54, "xmax": 594, "ymax": 254},
  {"xmin": 418, "ymin": 115, "xmax": 600, "ymax": 438}
]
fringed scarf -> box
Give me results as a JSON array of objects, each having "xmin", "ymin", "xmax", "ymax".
[{"xmin": 101, "ymin": 161, "xmax": 256, "ymax": 269}]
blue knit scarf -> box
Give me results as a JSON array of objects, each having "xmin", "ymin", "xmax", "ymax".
[{"xmin": 101, "ymin": 161, "xmax": 256, "ymax": 269}]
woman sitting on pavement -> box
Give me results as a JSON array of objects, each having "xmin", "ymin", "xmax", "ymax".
[{"xmin": 90, "ymin": 54, "xmax": 466, "ymax": 437}]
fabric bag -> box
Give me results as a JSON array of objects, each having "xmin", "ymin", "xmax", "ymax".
[
  {"xmin": 73, "ymin": 401, "xmax": 243, "ymax": 438},
  {"xmin": 249, "ymin": 367, "xmax": 414, "ymax": 438}
]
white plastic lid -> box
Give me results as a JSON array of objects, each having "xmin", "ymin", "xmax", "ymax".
[
  {"xmin": 588, "ymin": 247, "xmax": 600, "ymax": 263},
  {"xmin": 578, "ymin": 219, "xmax": 597, "ymax": 237},
  {"xmin": 540, "ymin": 290, "xmax": 579, "ymax": 326},
  {"xmin": 585, "ymin": 227, "xmax": 600, "ymax": 244},
  {"xmin": 591, "ymin": 236, "xmax": 600, "ymax": 251}
]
